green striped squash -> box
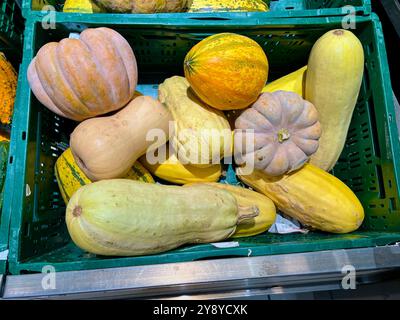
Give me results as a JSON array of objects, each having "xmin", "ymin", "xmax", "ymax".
[{"xmin": 55, "ymin": 148, "xmax": 155, "ymax": 204}]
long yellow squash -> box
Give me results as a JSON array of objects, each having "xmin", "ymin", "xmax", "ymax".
[
  {"xmin": 237, "ymin": 164, "xmax": 364, "ymax": 234},
  {"xmin": 140, "ymin": 147, "xmax": 221, "ymax": 185},
  {"xmin": 66, "ymin": 180, "xmax": 259, "ymax": 256},
  {"xmin": 306, "ymin": 29, "xmax": 364, "ymax": 171},
  {"xmin": 262, "ymin": 66, "xmax": 307, "ymax": 97},
  {"xmin": 185, "ymin": 182, "xmax": 276, "ymax": 237}
]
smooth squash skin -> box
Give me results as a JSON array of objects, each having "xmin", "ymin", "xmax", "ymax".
[
  {"xmin": 262, "ymin": 66, "xmax": 307, "ymax": 97},
  {"xmin": 184, "ymin": 33, "xmax": 269, "ymax": 111},
  {"xmin": 55, "ymin": 148, "xmax": 154, "ymax": 204},
  {"xmin": 70, "ymin": 96, "xmax": 173, "ymax": 181},
  {"xmin": 185, "ymin": 182, "xmax": 276, "ymax": 238},
  {"xmin": 140, "ymin": 147, "xmax": 221, "ymax": 185},
  {"xmin": 66, "ymin": 180, "xmax": 259, "ymax": 256},
  {"xmin": 237, "ymin": 164, "xmax": 364, "ymax": 234},
  {"xmin": 305, "ymin": 29, "xmax": 364, "ymax": 171}
]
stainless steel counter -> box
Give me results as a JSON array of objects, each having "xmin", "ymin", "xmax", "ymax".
[{"xmin": 1, "ymin": 245, "xmax": 400, "ymax": 299}]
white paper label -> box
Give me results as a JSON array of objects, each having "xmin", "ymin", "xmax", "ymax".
[
  {"xmin": 268, "ymin": 214, "xmax": 309, "ymax": 234},
  {"xmin": 211, "ymin": 241, "xmax": 240, "ymax": 249}
]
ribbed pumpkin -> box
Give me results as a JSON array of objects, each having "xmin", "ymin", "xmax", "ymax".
[
  {"xmin": 158, "ymin": 76, "xmax": 232, "ymax": 167},
  {"xmin": 27, "ymin": 27, "xmax": 138, "ymax": 122},
  {"xmin": 189, "ymin": 0, "xmax": 269, "ymax": 12},
  {"xmin": 140, "ymin": 146, "xmax": 222, "ymax": 185},
  {"xmin": 234, "ymin": 91, "xmax": 321, "ymax": 177},
  {"xmin": 184, "ymin": 33, "xmax": 269, "ymax": 111},
  {"xmin": 237, "ymin": 163, "xmax": 365, "ymax": 234},
  {"xmin": 55, "ymin": 148, "xmax": 154, "ymax": 204}
]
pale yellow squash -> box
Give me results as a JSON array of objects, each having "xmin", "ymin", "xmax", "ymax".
[
  {"xmin": 158, "ymin": 76, "xmax": 232, "ymax": 167},
  {"xmin": 185, "ymin": 182, "xmax": 276, "ymax": 238},
  {"xmin": 66, "ymin": 180, "xmax": 259, "ymax": 256},
  {"xmin": 262, "ymin": 66, "xmax": 307, "ymax": 97},
  {"xmin": 306, "ymin": 29, "xmax": 364, "ymax": 171},
  {"xmin": 237, "ymin": 163, "xmax": 364, "ymax": 234}
]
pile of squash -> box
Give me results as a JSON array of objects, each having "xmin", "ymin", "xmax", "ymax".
[
  {"xmin": 27, "ymin": 26, "xmax": 366, "ymax": 257},
  {"xmin": 62, "ymin": 0, "xmax": 270, "ymax": 13}
]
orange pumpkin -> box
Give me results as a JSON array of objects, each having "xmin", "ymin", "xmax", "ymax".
[
  {"xmin": 184, "ymin": 33, "xmax": 269, "ymax": 111},
  {"xmin": 27, "ymin": 27, "xmax": 138, "ymax": 122}
]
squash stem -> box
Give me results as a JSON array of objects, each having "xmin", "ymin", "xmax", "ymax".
[{"xmin": 237, "ymin": 205, "xmax": 259, "ymax": 225}]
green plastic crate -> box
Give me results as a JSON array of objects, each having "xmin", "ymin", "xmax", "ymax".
[
  {"xmin": 23, "ymin": 0, "xmax": 371, "ymax": 20},
  {"xmin": 3, "ymin": 13, "xmax": 400, "ymax": 275},
  {"xmin": 0, "ymin": 0, "xmax": 24, "ymax": 275}
]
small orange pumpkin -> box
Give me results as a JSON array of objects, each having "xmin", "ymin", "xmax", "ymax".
[
  {"xmin": 234, "ymin": 91, "xmax": 322, "ymax": 177},
  {"xmin": 184, "ymin": 33, "xmax": 269, "ymax": 111},
  {"xmin": 27, "ymin": 27, "xmax": 138, "ymax": 122}
]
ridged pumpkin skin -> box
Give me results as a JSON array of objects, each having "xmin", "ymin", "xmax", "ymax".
[
  {"xmin": 158, "ymin": 76, "xmax": 231, "ymax": 166},
  {"xmin": 237, "ymin": 164, "xmax": 365, "ymax": 234},
  {"xmin": 63, "ymin": 0, "xmax": 105, "ymax": 13},
  {"xmin": 185, "ymin": 182, "xmax": 276, "ymax": 238},
  {"xmin": 66, "ymin": 180, "xmax": 259, "ymax": 256},
  {"xmin": 70, "ymin": 96, "xmax": 173, "ymax": 181},
  {"xmin": 306, "ymin": 29, "xmax": 364, "ymax": 171},
  {"xmin": 189, "ymin": 0, "xmax": 269, "ymax": 12},
  {"xmin": 27, "ymin": 27, "xmax": 138, "ymax": 121},
  {"xmin": 55, "ymin": 148, "xmax": 154, "ymax": 204},
  {"xmin": 262, "ymin": 66, "xmax": 307, "ymax": 97},
  {"xmin": 184, "ymin": 33, "xmax": 269, "ymax": 110},
  {"xmin": 140, "ymin": 147, "xmax": 221, "ymax": 185},
  {"xmin": 95, "ymin": 0, "xmax": 189, "ymax": 13},
  {"xmin": 235, "ymin": 91, "xmax": 321, "ymax": 176}
]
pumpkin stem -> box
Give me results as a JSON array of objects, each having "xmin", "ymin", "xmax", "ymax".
[
  {"xmin": 237, "ymin": 205, "xmax": 259, "ymax": 225},
  {"xmin": 73, "ymin": 206, "xmax": 82, "ymax": 217},
  {"xmin": 277, "ymin": 128, "xmax": 291, "ymax": 143}
]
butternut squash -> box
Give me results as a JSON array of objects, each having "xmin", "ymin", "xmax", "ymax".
[
  {"xmin": 185, "ymin": 182, "xmax": 276, "ymax": 238},
  {"xmin": 237, "ymin": 164, "xmax": 364, "ymax": 234},
  {"xmin": 66, "ymin": 180, "xmax": 259, "ymax": 256},
  {"xmin": 70, "ymin": 96, "xmax": 173, "ymax": 181},
  {"xmin": 305, "ymin": 29, "xmax": 364, "ymax": 171}
]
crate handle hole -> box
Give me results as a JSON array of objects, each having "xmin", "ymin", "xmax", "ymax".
[{"xmin": 22, "ymin": 131, "xmax": 26, "ymax": 140}]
